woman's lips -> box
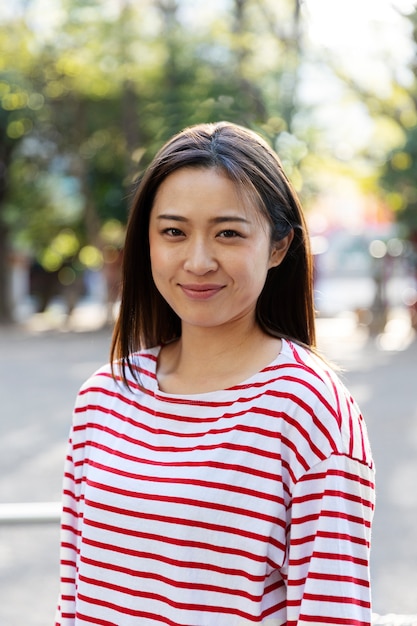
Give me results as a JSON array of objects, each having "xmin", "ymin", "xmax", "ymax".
[{"xmin": 179, "ymin": 284, "xmax": 224, "ymax": 300}]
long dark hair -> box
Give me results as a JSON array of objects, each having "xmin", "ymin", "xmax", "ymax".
[{"xmin": 111, "ymin": 121, "xmax": 315, "ymax": 383}]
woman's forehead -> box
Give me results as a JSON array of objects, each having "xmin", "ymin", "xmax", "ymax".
[{"xmin": 153, "ymin": 166, "xmax": 266, "ymax": 219}]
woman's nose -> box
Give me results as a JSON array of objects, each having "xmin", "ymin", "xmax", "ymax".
[{"xmin": 183, "ymin": 237, "xmax": 218, "ymax": 274}]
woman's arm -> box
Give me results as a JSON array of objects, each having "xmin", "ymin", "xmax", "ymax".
[
  {"xmin": 55, "ymin": 433, "xmax": 79, "ymax": 626},
  {"xmin": 284, "ymin": 453, "xmax": 375, "ymax": 626}
]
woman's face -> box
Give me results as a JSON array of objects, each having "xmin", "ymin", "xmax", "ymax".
[{"xmin": 148, "ymin": 167, "xmax": 292, "ymax": 334}]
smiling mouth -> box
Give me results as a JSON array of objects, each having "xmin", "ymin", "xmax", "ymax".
[{"xmin": 179, "ymin": 284, "xmax": 224, "ymax": 300}]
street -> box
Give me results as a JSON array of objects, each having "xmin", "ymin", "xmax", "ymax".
[{"xmin": 0, "ymin": 307, "xmax": 416, "ymax": 625}]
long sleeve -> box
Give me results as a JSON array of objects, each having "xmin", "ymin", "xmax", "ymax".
[
  {"xmin": 55, "ymin": 430, "xmax": 81, "ymax": 626},
  {"xmin": 283, "ymin": 453, "xmax": 375, "ymax": 626}
]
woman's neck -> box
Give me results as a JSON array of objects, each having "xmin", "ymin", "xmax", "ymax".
[{"xmin": 157, "ymin": 319, "xmax": 282, "ymax": 394}]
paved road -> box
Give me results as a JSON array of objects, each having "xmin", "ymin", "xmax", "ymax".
[{"xmin": 0, "ymin": 307, "xmax": 416, "ymax": 625}]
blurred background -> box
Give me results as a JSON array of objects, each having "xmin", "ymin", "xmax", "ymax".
[{"xmin": 1, "ymin": 0, "xmax": 417, "ymax": 624}]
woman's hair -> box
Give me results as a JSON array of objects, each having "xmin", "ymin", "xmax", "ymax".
[{"xmin": 110, "ymin": 121, "xmax": 316, "ymax": 382}]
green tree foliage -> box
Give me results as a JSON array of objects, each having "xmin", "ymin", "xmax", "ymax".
[
  {"xmin": 373, "ymin": 5, "xmax": 417, "ymax": 319},
  {"xmin": 379, "ymin": 8, "xmax": 417, "ymax": 246},
  {"xmin": 381, "ymin": 124, "xmax": 417, "ymax": 238},
  {"xmin": 0, "ymin": 17, "xmax": 46, "ymax": 321},
  {"xmin": 0, "ymin": 0, "xmax": 314, "ymax": 322}
]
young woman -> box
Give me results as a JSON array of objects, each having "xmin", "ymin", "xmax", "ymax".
[{"xmin": 56, "ymin": 122, "xmax": 375, "ymax": 626}]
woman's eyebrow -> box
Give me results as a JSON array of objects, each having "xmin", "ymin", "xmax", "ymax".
[
  {"xmin": 156, "ymin": 214, "xmax": 188, "ymax": 222},
  {"xmin": 156, "ymin": 214, "xmax": 251, "ymax": 224},
  {"xmin": 211, "ymin": 216, "xmax": 251, "ymax": 224}
]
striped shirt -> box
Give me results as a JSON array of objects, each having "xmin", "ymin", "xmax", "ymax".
[{"xmin": 56, "ymin": 339, "xmax": 375, "ymax": 626}]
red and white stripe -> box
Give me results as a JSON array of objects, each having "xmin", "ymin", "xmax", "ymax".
[{"xmin": 56, "ymin": 339, "xmax": 375, "ymax": 626}]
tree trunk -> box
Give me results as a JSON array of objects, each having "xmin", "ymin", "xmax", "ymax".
[
  {"xmin": 0, "ymin": 219, "xmax": 13, "ymax": 324},
  {"xmin": 0, "ymin": 144, "xmax": 14, "ymax": 324},
  {"xmin": 232, "ymin": 0, "xmax": 267, "ymax": 121}
]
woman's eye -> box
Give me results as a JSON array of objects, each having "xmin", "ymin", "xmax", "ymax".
[
  {"xmin": 163, "ymin": 227, "xmax": 184, "ymax": 237},
  {"xmin": 218, "ymin": 229, "xmax": 240, "ymax": 238}
]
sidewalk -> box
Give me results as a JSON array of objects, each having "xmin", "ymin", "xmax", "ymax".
[
  {"xmin": 20, "ymin": 299, "xmax": 113, "ymax": 334},
  {"xmin": 316, "ymin": 306, "xmax": 416, "ymax": 359}
]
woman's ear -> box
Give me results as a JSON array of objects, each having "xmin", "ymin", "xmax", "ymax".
[{"xmin": 268, "ymin": 229, "xmax": 294, "ymax": 269}]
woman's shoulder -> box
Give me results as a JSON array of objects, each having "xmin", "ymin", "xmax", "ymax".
[
  {"xmin": 280, "ymin": 339, "xmax": 343, "ymax": 395},
  {"xmin": 279, "ymin": 340, "xmax": 359, "ymax": 419},
  {"xmin": 282, "ymin": 340, "xmax": 373, "ymax": 467}
]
